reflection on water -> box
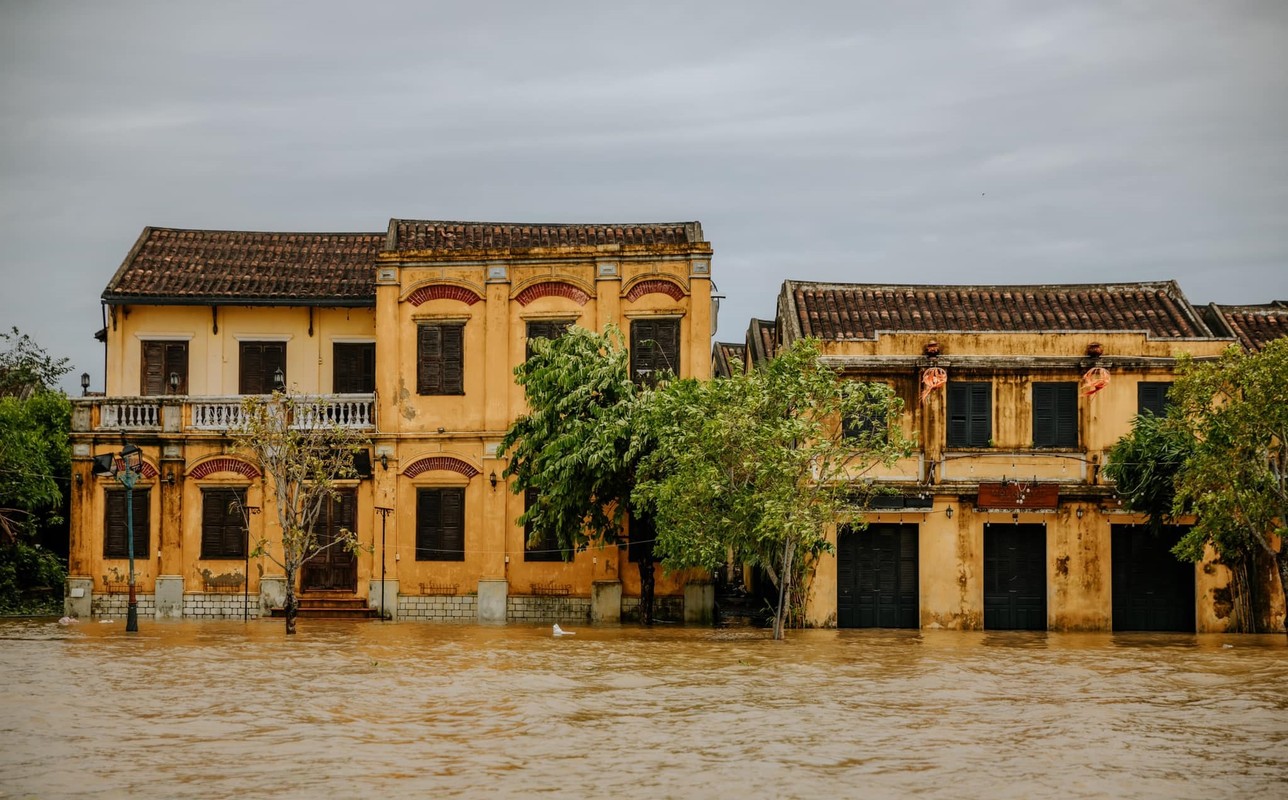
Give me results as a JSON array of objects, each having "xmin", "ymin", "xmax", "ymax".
[{"xmin": 1, "ymin": 619, "xmax": 1285, "ymax": 799}]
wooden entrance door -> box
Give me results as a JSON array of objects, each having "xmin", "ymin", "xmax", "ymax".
[
  {"xmin": 1111, "ymin": 525, "xmax": 1195, "ymax": 632},
  {"xmin": 984, "ymin": 523, "xmax": 1047, "ymax": 630},
  {"xmin": 302, "ymin": 489, "xmax": 357, "ymax": 592},
  {"xmin": 838, "ymin": 524, "xmax": 919, "ymax": 628}
]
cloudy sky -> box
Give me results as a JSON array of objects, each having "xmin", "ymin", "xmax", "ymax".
[{"xmin": 3, "ymin": 1, "xmax": 1286, "ymax": 391}]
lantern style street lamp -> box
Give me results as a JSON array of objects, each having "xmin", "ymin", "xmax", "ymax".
[{"xmin": 92, "ymin": 439, "xmax": 145, "ymax": 632}]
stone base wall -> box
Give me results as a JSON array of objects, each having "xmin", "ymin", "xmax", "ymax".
[
  {"xmin": 183, "ymin": 593, "xmax": 261, "ymax": 619},
  {"xmin": 507, "ymin": 595, "xmax": 591, "ymax": 624},
  {"xmin": 92, "ymin": 593, "xmax": 156, "ymax": 619},
  {"xmin": 621, "ymin": 595, "xmax": 684, "ymax": 623},
  {"xmin": 399, "ymin": 594, "xmax": 477, "ymax": 621}
]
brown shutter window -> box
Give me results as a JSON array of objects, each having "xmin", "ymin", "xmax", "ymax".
[
  {"xmin": 523, "ymin": 488, "xmax": 567, "ymax": 562},
  {"xmin": 240, "ymin": 342, "xmax": 286, "ymax": 394},
  {"xmin": 416, "ymin": 487, "xmax": 465, "ymax": 561},
  {"xmin": 104, "ymin": 488, "xmax": 150, "ymax": 559},
  {"xmin": 200, "ymin": 488, "xmax": 247, "ymax": 559},
  {"xmin": 417, "ymin": 324, "xmax": 464, "ymax": 396},
  {"xmin": 525, "ymin": 320, "xmax": 573, "ymax": 360},
  {"xmin": 141, "ymin": 341, "xmax": 188, "ymax": 395},
  {"xmin": 630, "ymin": 318, "xmax": 680, "ymax": 384},
  {"xmin": 333, "ymin": 343, "xmax": 375, "ymax": 394}
]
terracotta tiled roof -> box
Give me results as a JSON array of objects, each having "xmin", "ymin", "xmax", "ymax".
[
  {"xmin": 782, "ymin": 280, "xmax": 1217, "ymax": 341},
  {"xmin": 388, "ymin": 220, "xmax": 704, "ymax": 252},
  {"xmin": 746, "ymin": 318, "xmax": 777, "ymax": 366},
  {"xmin": 103, "ymin": 227, "xmax": 384, "ymax": 305},
  {"xmin": 711, "ymin": 342, "xmax": 746, "ymax": 378},
  {"xmin": 1203, "ymin": 302, "xmax": 1288, "ymax": 351}
]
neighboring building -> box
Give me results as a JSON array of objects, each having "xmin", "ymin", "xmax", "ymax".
[
  {"xmin": 711, "ymin": 341, "xmax": 746, "ymax": 378},
  {"xmin": 1202, "ymin": 301, "xmax": 1288, "ymax": 352},
  {"xmin": 67, "ymin": 220, "xmax": 714, "ymax": 623},
  {"xmin": 771, "ymin": 279, "xmax": 1275, "ymax": 633}
]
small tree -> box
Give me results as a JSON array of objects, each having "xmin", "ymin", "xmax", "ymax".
[
  {"xmin": 633, "ymin": 339, "xmax": 913, "ymax": 639},
  {"xmin": 1167, "ymin": 340, "xmax": 1288, "ymax": 633},
  {"xmin": 499, "ymin": 325, "xmax": 654, "ymax": 615},
  {"xmin": 230, "ymin": 393, "xmax": 370, "ymax": 634}
]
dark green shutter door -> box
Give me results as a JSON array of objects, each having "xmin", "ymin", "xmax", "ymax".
[
  {"xmin": 968, "ymin": 383, "xmax": 991, "ymax": 447},
  {"xmin": 983, "ymin": 524, "xmax": 1046, "ymax": 630},
  {"xmin": 1111, "ymin": 525, "xmax": 1194, "ymax": 632},
  {"xmin": 947, "ymin": 384, "xmax": 968, "ymax": 446},
  {"xmin": 1055, "ymin": 384, "xmax": 1077, "ymax": 447},
  {"xmin": 1033, "ymin": 384, "xmax": 1055, "ymax": 447},
  {"xmin": 838, "ymin": 524, "xmax": 919, "ymax": 629}
]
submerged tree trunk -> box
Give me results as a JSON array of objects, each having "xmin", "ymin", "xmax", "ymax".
[
  {"xmin": 638, "ymin": 555, "xmax": 655, "ymax": 626},
  {"xmin": 284, "ymin": 567, "xmax": 298, "ymax": 636},
  {"xmin": 773, "ymin": 538, "xmax": 796, "ymax": 641}
]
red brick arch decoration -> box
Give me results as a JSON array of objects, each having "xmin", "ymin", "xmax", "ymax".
[
  {"xmin": 624, "ymin": 279, "xmax": 686, "ymax": 302},
  {"xmin": 514, "ymin": 281, "xmax": 591, "ymax": 306},
  {"xmin": 402, "ymin": 456, "xmax": 480, "ymax": 479},
  {"xmin": 188, "ymin": 457, "xmax": 261, "ymax": 480},
  {"xmin": 101, "ymin": 458, "xmax": 159, "ymax": 480},
  {"xmin": 406, "ymin": 284, "xmax": 483, "ymax": 307}
]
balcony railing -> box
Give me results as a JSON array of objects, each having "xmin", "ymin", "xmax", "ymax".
[{"xmin": 73, "ymin": 394, "xmax": 377, "ymax": 433}]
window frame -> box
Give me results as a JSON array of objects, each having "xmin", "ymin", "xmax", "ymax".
[
  {"xmin": 1137, "ymin": 381, "xmax": 1172, "ymax": 417},
  {"xmin": 239, "ymin": 341, "xmax": 287, "ymax": 395},
  {"xmin": 200, "ymin": 487, "xmax": 248, "ymax": 560},
  {"xmin": 525, "ymin": 319, "xmax": 574, "ymax": 360},
  {"xmin": 1032, "ymin": 381, "xmax": 1079, "ymax": 449},
  {"xmin": 630, "ymin": 317, "xmax": 681, "ymax": 385},
  {"xmin": 416, "ymin": 324, "xmax": 465, "ymax": 396},
  {"xmin": 104, "ymin": 487, "xmax": 150, "ymax": 559},
  {"xmin": 947, "ymin": 381, "xmax": 993, "ymax": 448},
  {"xmin": 140, "ymin": 340, "xmax": 188, "ymax": 396},
  {"xmin": 333, "ymin": 342, "xmax": 376, "ymax": 394},
  {"xmin": 415, "ymin": 487, "xmax": 465, "ymax": 561}
]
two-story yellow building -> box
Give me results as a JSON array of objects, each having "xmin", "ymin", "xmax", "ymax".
[
  {"xmin": 67, "ymin": 220, "xmax": 714, "ymax": 623},
  {"xmin": 763, "ymin": 279, "xmax": 1279, "ymax": 633}
]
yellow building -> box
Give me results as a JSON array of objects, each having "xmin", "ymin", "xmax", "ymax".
[
  {"xmin": 766, "ymin": 280, "xmax": 1281, "ymax": 633},
  {"xmin": 67, "ymin": 220, "xmax": 714, "ymax": 623}
]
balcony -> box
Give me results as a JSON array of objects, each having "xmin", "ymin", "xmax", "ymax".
[{"xmin": 72, "ymin": 394, "xmax": 377, "ymax": 434}]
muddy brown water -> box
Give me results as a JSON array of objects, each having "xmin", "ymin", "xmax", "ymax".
[{"xmin": 1, "ymin": 619, "xmax": 1285, "ymax": 799}]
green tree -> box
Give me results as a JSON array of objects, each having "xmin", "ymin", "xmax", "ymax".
[
  {"xmin": 230, "ymin": 393, "xmax": 371, "ymax": 634},
  {"xmin": 633, "ymin": 339, "xmax": 914, "ymax": 639},
  {"xmin": 0, "ymin": 329, "xmax": 71, "ymax": 614},
  {"xmin": 498, "ymin": 325, "xmax": 658, "ymax": 616},
  {"xmin": 1166, "ymin": 340, "xmax": 1288, "ymax": 632},
  {"xmin": 1104, "ymin": 410, "xmax": 1196, "ymax": 535}
]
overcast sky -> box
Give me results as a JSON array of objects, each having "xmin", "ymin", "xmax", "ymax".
[{"xmin": 3, "ymin": 1, "xmax": 1286, "ymax": 392}]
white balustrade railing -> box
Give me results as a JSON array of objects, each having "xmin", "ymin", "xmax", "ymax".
[
  {"xmin": 99, "ymin": 400, "xmax": 162, "ymax": 430},
  {"xmin": 189, "ymin": 399, "xmax": 249, "ymax": 431},
  {"xmin": 189, "ymin": 395, "xmax": 375, "ymax": 431}
]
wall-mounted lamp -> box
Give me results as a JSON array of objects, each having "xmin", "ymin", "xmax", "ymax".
[
  {"xmin": 80, "ymin": 372, "xmax": 90, "ymax": 396},
  {"xmin": 163, "ymin": 473, "xmax": 176, "ymax": 486},
  {"xmin": 437, "ymin": 426, "xmax": 446, "ymax": 434},
  {"xmin": 489, "ymin": 471, "xmax": 498, "ymax": 489},
  {"xmin": 1075, "ymin": 507, "xmax": 1084, "ymax": 519},
  {"xmin": 380, "ymin": 453, "xmax": 389, "ymax": 470},
  {"xmin": 272, "ymin": 366, "xmax": 285, "ymax": 391},
  {"xmin": 168, "ymin": 371, "xmax": 181, "ymax": 394},
  {"xmin": 944, "ymin": 506, "xmax": 954, "ymax": 519},
  {"xmin": 74, "ymin": 473, "xmax": 83, "ymax": 485}
]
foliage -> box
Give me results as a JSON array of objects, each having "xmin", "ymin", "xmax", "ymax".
[
  {"xmin": 632, "ymin": 339, "xmax": 914, "ymax": 639},
  {"xmin": 500, "ymin": 325, "xmax": 642, "ymax": 553},
  {"xmin": 1104, "ymin": 410, "xmax": 1196, "ymax": 534},
  {"xmin": 0, "ymin": 327, "xmax": 71, "ymax": 398},
  {"xmin": 0, "ymin": 381, "xmax": 71, "ymax": 614},
  {"xmin": 1166, "ymin": 340, "xmax": 1288, "ymax": 631},
  {"xmin": 230, "ymin": 392, "xmax": 371, "ymax": 634}
]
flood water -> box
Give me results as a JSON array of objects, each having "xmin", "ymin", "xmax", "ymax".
[{"xmin": 1, "ymin": 619, "xmax": 1285, "ymax": 799}]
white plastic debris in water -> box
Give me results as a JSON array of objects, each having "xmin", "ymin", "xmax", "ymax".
[
  {"xmin": 552, "ymin": 623, "xmax": 576, "ymax": 636},
  {"xmin": 57, "ymin": 616, "xmax": 77, "ymax": 625}
]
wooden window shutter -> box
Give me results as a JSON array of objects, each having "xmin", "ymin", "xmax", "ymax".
[
  {"xmin": 442, "ymin": 326, "xmax": 464, "ymax": 395},
  {"xmin": 240, "ymin": 343, "xmax": 264, "ymax": 394},
  {"xmin": 631, "ymin": 319, "xmax": 679, "ymax": 382},
  {"xmin": 417, "ymin": 326, "xmax": 443, "ymax": 395},
  {"xmin": 1033, "ymin": 384, "xmax": 1056, "ymax": 447},
  {"xmin": 947, "ymin": 383, "xmax": 969, "ymax": 447},
  {"xmin": 526, "ymin": 320, "xmax": 572, "ymax": 359},
  {"xmin": 142, "ymin": 341, "xmax": 165, "ymax": 395},
  {"xmin": 415, "ymin": 488, "xmax": 440, "ymax": 559},
  {"xmin": 334, "ymin": 343, "xmax": 375, "ymax": 394},
  {"xmin": 105, "ymin": 489, "xmax": 149, "ymax": 559},
  {"xmin": 968, "ymin": 383, "xmax": 991, "ymax": 447},
  {"xmin": 1034, "ymin": 382, "xmax": 1076, "ymax": 447},
  {"xmin": 1138, "ymin": 382, "xmax": 1171, "ymax": 417},
  {"xmin": 1055, "ymin": 383, "xmax": 1078, "ymax": 447},
  {"xmin": 441, "ymin": 488, "xmax": 465, "ymax": 560}
]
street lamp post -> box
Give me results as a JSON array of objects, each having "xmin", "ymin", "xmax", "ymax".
[{"xmin": 93, "ymin": 440, "xmax": 145, "ymax": 632}]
